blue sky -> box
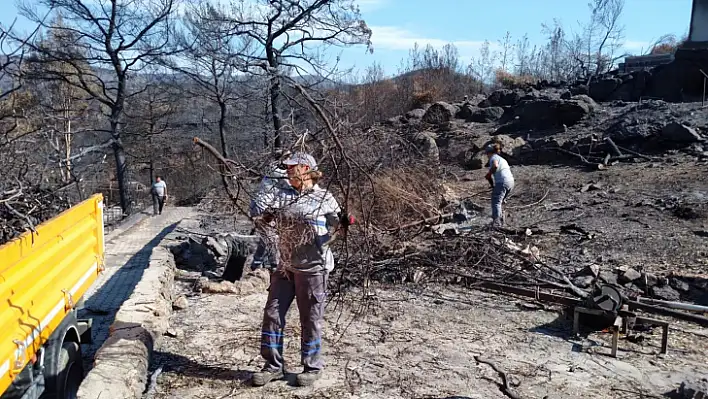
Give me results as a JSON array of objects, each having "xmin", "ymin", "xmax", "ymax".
[{"xmin": 1, "ymin": 0, "xmax": 694, "ymax": 77}]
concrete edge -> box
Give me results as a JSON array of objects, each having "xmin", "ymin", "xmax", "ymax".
[{"xmin": 77, "ymin": 245, "xmax": 175, "ymax": 399}]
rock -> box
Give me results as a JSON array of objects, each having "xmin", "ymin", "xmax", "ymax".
[
  {"xmin": 405, "ymin": 108, "xmax": 426, "ymax": 120},
  {"xmin": 463, "ymin": 151, "xmax": 488, "ymax": 170},
  {"xmin": 497, "ymin": 99, "xmax": 591, "ymax": 133},
  {"xmin": 578, "ymin": 264, "xmax": 600, "ymax": 277},
  {"xmin": 410, "ymin": 131, "xmax": 440, "ymax": 164},
  {"xmin": 570, "ymin": 85, "xmax": 589, "ymax": 96},
  {"xmin": 670, "ymin": 277, "xmax": 691, "ymax": 292},
  {"xmin": 486, "ymin": 89, "xmax": 522, "ymax": 107},
  {"xmin": 572, "ymin": 275, "xmax": 595, "ymax": 289},
  {"xmin": 619, "ymin": 268, "xmax": 642, "ymax": 284},
  {"xmin": 456, "ymin": 103, "xmax": 478, "ymax": 120},
  {"xmin": 422, "ymin": 102, "xmax": 459, "ymax": 125},
  {"xmin": 650, "ymin": 285, "xmax": 681, "ymax": 301},
  {"xmin": 384, "ymin": 116, "xmax": 403, "ymax": 126},
  {"xmin": 598, "ymin": 270, "xmax": 618, "ymax": 286},
  {"xmin": 172, "ymin": 295, "xmax": 189, "ymax": 310},
  {"xmin": 205, "ymin": 236, "xmax": 228, "ymax": 258},
  {"xmin": 490, "ymin": 134, "xmax": 528, "ymax": 157},
  {"xmin": 580, "ymin": 183, "xmax": 603, "ymax": 193},
  {"xmin": 589, "ymin": 77, "xmax": 622, "ymax": 102},
  {"xmin": 560, "ymin": 91, "xmax": 572, "ymax": 100},
  {"xmin": 469, "ymin": 106, "xmax": 504, "ymax": 123},
  {"xmin": 661, "ymin": 122, "xmax": 702, "ymax": 143},
  {"xmin": 571, "ymin": 94, "xmax": 598, "ymax": 112}
]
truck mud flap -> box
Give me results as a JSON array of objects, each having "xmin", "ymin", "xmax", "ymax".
[{"xmin": 77, "ymin": 319, "xmax": 93, "ymax": 345}]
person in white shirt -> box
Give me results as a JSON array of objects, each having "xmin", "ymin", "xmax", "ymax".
[
  {"xmin": 484, "ymin": 143, "xmax": 514, "ymax": 226},
  {"xmin": 151, "ymin": 176, "xmax": 168, "ymax": 215}
]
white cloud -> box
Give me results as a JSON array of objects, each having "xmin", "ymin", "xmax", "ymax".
[{"xmin": 369, "ymin": 26, "xmax": 499, "ymax": 55}]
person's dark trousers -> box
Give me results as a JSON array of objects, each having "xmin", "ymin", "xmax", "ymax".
[
  {"xmin": 153, "ymin": 195, "xmax": 165, "ymax": 215},
  {"xmin": 260, "ymin": 269, "xmax": 327, "ymax": 372}
]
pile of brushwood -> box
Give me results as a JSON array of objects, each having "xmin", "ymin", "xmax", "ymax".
[{"xmin": 0, "ymin": 183, "xmax": 72, "ymax": 245}]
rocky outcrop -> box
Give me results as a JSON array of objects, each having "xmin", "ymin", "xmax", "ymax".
[
  {"xmin": 469, "ymin": 106, "xmax": 504, "ymax": 123},
  {"xmin": 661, "ymin": 122, "xmax": 703, "ymax": 143},
  {"xmin": 479, "ymin": 89, "xmax": 522, "ymax": 108},
  {"xmin": 422, "ymin": 102, "xmax": 460, "ymax": 125},
  {"xmin": 461, "ymin": 135, "xmax": 528, "ymax": 170},
  {"xmin": 496, "ymin": 99, "xmax": 592, "ymax": 133}
]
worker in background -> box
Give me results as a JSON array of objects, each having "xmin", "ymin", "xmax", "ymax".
[
  {"xmin": 250, "ymin": 150, "xmax": 291, "ymax": 271},
  {"xmin": 151, "ymin": 176, "xmax": 168, "ymax": 215},
  {"xmin": 249, "ymin": 152, "xmax": 354, "ymax": 387},
  {"xmin": 484, "ymin": 143, "xmax": 514, "ymax": 227}
]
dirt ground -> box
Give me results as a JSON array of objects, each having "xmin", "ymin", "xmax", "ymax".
[
  {"xmin": 149, "ymin": 277, "xmax": 708, "ymax": 399},
  {"xmin": 147, "ymin": 155, "xmax": 708, "ymax": 399},
  {"xmin": 452, "ymin": 161, "xmax": 708, "ymax": 275}
]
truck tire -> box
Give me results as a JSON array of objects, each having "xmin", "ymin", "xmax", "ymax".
[{"xmin": 42, "ymin": 341, "xmax": 83, "ymax": 399}]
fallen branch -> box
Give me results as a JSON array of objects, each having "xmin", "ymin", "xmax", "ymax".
[
  {"xmin": 474, "ymin": 355, "xmax": 523, "ymax": 399},
  {"xmin": 604, "ymin": 137, "xmax": 623, "ymax": 157},
  {"xmin": 616, "ymin": 145, "xmax": 656, "ymax": 161},
  {"xmin": 509, "ymin": 189, "xmax": 549, "ymax": 210}
]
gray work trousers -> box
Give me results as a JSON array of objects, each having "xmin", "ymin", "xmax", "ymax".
[
  {"xmin": 260, "ymin": 269, "xmax": 327, "ymax": 372},
  {"xmin": 491, "ymin": 180, "xmax": 514, "ymax": 226}
]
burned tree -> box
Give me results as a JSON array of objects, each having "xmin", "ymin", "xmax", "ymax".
[
  {"xmin": 212, "ymin": 0, "xmax": 372, "ymax": 149},
  {"xmin": 20, "ymin": 0, "xmax": 178, "ymax": 213},
  {"xmin": 170, "ymin": 2, "xmax": 253, "ymax": 159}
]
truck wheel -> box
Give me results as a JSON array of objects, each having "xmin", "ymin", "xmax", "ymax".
[{"xmin": 43, "ymin": 341, "xmax": 84, "ymax": 399}]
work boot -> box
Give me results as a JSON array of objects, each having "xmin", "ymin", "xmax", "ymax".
[
  {"xmin": 295, "ymin": 369, "xmax": 321, "ymax": 387},
  {"xmin": 251, "ymin": 369, "xmax": 283, "ymax": 387}
]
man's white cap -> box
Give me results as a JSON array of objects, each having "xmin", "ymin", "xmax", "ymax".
[{"xmin": 283, "ymin": 152, "xmax": 317, "ymax": 170}]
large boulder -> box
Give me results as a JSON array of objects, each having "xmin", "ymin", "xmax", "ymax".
[
  {"xmin": 456, "ymin": 103, "xmax": 478, "ymax": 120},
  {"xmin": 661, "ymin": 122, "xmax": 703, "ymax": 143},
  {"xmin": 469, "ymin": 106, "xmax": 504, "ymax": 123},
  {"xmin": 589, "ymin": 77, "xmax": 622, "ymax": 102},
  {"xmin": 422, "ymin": 102, "xmax": 459, "ymax": 125},
  {"xmin": 484, "ymin": 89, "xmax": 522, "ymax": 107},
  {"xmin": 497, "ymin": 99, "xmax": 592, "ymax": 133},
  {"xmin": 572, "ymin": 94, "xmax": 598, "ymax": 112},
  {"xmin": 462, "ymin": 135, "xmax": 527, "ymax": 170},
  {"xmin": 410, "ymin": 131, "xmax": 440, "ymax": 164},
  {"xmin": 405, "ymin": 108, "xmax": 426, "ymax": 120}
]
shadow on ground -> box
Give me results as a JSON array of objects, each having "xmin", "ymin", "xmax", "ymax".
[
  {"xmin": 151, "ymin": 350, "xmax": 253, "ymax": 384},
  {"xmin": 79, "ymin": 222, "xmax": 179, "ymax": 370}
]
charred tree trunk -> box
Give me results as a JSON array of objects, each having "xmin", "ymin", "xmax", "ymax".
[
  {"xmin": 111, "ymin": 134, "xmax": 129, "ymax": 214},
  {"xmin": 218, "ymin": 100, "xmax": 229, "ymax": 158},
  {"xmin": 217, "ymin": 99, "xmax": 232, "ymax": 196},
  {"xmin": 269, "ymin": 73, "xmax": 283, "ymax": 150}
]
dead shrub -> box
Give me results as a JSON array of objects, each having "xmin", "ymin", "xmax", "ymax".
[
  {"xmin": 495, "ymin": 69, "xmax": 536, "ymax": 90},
  {"xmin": 411, "ymin": 90, "xmax": 436, "ymax": 109},
  {"xmin": 351, "ymin": 167, "xmax": 444, "ymax": 230}
]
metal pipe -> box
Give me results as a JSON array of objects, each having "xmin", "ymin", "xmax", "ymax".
[
  {"xmin": 636, "ymin": 297, "xmax": 708, "ymax": 313},
  {"xmin": 474, "ymin": 281, "xmax": 582, "ymax": 307},
  {"xmin": 627, "ymin": 300, "xmax": 708, "ymax": 328}
]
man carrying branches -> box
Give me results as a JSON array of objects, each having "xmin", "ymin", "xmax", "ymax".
[
  {"xmin": 249, "ymin": 149, "xmax": 291, "ymax": 271},
  {"xmin": 249, "ymin": 151, "xmax": 354, "ymax": 387}
]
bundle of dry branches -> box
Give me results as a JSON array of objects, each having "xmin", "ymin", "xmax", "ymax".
[{"xmin": 0, "ymin": 182, "xmax": 72, "ymax": 245}]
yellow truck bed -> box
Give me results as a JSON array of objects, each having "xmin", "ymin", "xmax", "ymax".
[{"xmin": 0, "ymin": 194, "xmax": 104, "ymax": 396}]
